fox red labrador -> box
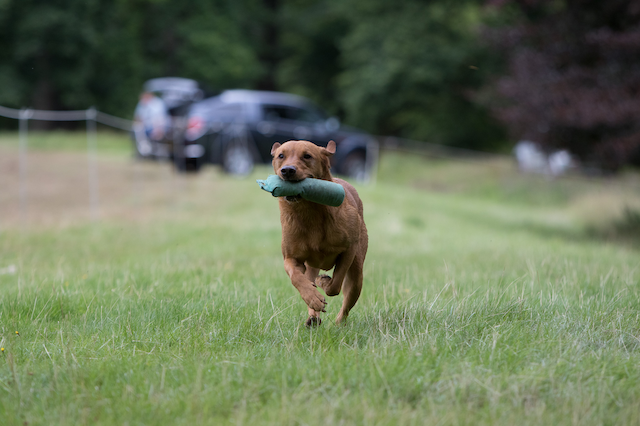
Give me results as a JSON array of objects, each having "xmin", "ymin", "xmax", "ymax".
[{"xmin": 270, "ymin": 140, "xmax": 368, "ymax": 326}]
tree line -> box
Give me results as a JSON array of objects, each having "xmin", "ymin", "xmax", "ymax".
[{"xmin": 1, "ymin": 0, "xmax": 638, "ymax": 169}]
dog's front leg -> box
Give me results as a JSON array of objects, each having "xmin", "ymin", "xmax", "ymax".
[
  {"xmin": 283, "ymin": 258, "xmax": 327, "ymax": 313},
  {"xmin": 304, "ymin": 265, "xmax": 323, "ymax": 325}
]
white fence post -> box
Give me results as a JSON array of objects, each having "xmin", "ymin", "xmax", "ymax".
[
  {"xmin": 86, "ymin": 107, "xmax": 99, "ymax": 221},
  {"xmin": 19, "ymin": 108, "xmax": 32, "ymax": 228}
]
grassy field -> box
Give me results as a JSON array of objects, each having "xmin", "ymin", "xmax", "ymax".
[{"xmin": 1, "ymin": 132, "xmax": 640, "ymax": 425}]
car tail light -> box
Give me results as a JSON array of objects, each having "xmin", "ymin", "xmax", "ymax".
[{"xmin": 185, "ymin": 116, "xmax": 207, "ymax": 141}]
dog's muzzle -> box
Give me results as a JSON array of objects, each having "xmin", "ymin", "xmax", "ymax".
[{"xmin": 280, "ymin": 165, "xmax": 297, "ymax": 180}]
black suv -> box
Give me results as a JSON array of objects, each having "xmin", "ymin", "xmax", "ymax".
[{"xmin": 132, "ymin": 78, "xmax": 376, "ymax": 181}]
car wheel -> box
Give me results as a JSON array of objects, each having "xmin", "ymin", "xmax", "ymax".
[
  {"xmin": 222, "ymin": 140, "xmax": 254, "ymax": 176},
  {"xmin": 342, "ymin": 150, "xmax": 369, "ymax": 182}
]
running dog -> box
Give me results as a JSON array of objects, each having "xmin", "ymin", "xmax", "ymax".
[{"xmin": 270, "ymin": 140, "xmax": 368, "ymax": 326}]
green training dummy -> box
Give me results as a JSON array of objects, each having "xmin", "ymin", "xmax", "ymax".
[{"xmin": 257, "ymin": 175, "xmax": 345, "ymax": 207}]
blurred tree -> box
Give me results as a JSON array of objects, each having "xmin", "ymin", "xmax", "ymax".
[
  {"xmin": 255, "ymin": 0, "xmax": 281, "ymax": 90},
  {"xmin": 0, "ymin": 0, "xmax": 101, "ymax": 126},
  {"xmin": 0, "ymin": 0, "xmax": 507, "ymax": 152},
  {"xmin": 483, "ymin": 0, "xmax": 640, "ymax": 170},
  {"xmin": 0, "ymin": 0, "xmax": 265, "ymax": 119},
  {"xmin": 277, "ymin": 0, "xmax": 348, "ymax": 116},
  {"xmin": 333, "ymin": 0, "xmax": 506, "ymax": 149},
  {"xmin": 257, "ymin": 0, "xmax": 508, "ymax": 149}
]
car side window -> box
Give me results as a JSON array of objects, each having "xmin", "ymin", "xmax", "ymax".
[
  {"xmin": 262, "ymin": 105, "xmax": 324, "ymax": 123},
  {"xmin": 263, "ymin": 105, "xmax": 290, "ymax": 121},
  {"xmin": 294, "ymin": 107, "xmax": 325, "ymax": 123}
]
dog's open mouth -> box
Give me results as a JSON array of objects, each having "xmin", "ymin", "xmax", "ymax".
[{"xmin": 285, "ymin": 195, "xmax": 302, "ymax": 202}]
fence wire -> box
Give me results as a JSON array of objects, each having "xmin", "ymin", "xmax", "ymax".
[
  {"xmin": 0, "ymin": 105, "xmax": 134, "ymax": 129},
  {"xmin": 0, "ymin": 104, "xmax": 133, "ymax": 227},
  {"xmin": 2, "ymin": 103, "xmax": 637, "ymax": 230}
]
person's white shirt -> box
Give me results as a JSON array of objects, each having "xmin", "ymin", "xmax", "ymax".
[{"xmin": 134, "ymin": 93, "xmax": 170, "ymax": 141}]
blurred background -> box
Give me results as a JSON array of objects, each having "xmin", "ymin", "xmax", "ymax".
[
  {"xmin": 0, "ymin": 0, "xmax": 639, "ymax": 165},
  {"xmin": 1, "ymin": 0, "xmax": 640, "ymax": 240}
]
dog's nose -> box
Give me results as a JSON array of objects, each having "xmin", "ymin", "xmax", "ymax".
[{"xmin": 280, "ymin": 166, "xmax": 297, "ymax": 179}]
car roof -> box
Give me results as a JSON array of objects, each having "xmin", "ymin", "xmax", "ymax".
[
  {"xmin": 144, "ymin": 77, "xmax": 200, "ymax": 94},
  {"xmin": 218, "ymin": 90, "xmax": 311, "ymax": 107},
  {"xmin": 143, "ymin": 78, "xmax": 203, "ymax": 109}
]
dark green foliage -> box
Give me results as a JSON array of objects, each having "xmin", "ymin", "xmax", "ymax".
[
  {"xmin": 0, "ymin": 0, "xmax": 266, "ymax": 117},
  {"xmin": 0, "ymin": 0, "xmax": 102, "ymax": 110},
  {"xmin": 0, "ymin": 0, "xmax": 507, "ymax": 148},
  {"xmin": 276, "ymin": 0, "xmax": 349, "ymax": 115},
  {"xmin": 334, "ymin": 0, "xmax": 506, "ymax": 149}
]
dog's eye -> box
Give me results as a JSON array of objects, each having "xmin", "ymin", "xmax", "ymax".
[
  {"xmin": 303, "ymin": 154, "xmax": 312, "ymax": 160},
  {"xmin": 278, "ymin": 153, "xmax": 284, "ymax": 159}
]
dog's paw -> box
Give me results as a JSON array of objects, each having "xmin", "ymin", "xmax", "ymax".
[
  {"xmin": 315, "ymin": 274, "xmax": 332, "ymax": 290},
  {"xmin": 301, "ymin": 287, "xmax": 327, "ymax": 312},
  {"xmin": 305, "ymin": 316, "xmax": 322, "ymax": 327},
  {"xmin": 316, "ymin": 274, "xmax": 342, "ymax": 296}
]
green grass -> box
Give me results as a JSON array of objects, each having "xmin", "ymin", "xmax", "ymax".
[{"xmin": 1, "ymin": 132, "xmax": 640, "ymax": 425}]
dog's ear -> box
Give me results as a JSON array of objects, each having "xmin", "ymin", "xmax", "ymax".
[
  {"xmin": 270, "ymin": 142, "xmax": 282, "ymax": 156},
  {"xmin": 324, "ymin": 140, "xmax": 336, "ymax": 156}
]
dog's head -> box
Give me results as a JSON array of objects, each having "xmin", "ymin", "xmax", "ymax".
[{"xmin": 271, "ymin": 140, "xmax": 335, "ymax": 182}]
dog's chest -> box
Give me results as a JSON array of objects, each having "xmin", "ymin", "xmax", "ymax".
[
  {"xmin": 281, "ymin": 210, "xmax": 352, "ymax": 266},
  {"xmin": 286, "ymin": 219, "xmax": 349, "ymax": 249}
]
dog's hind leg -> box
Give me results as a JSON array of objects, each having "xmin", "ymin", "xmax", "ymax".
[
  {"xmin": 316, "ymin": 248, "xmax": 356, "ymax": 297},
  {"xmin": 306, "ymin": 306, "xmax": 322, "ymax": 327},
  {"xmin": 335, "ymin": 254, "xmax": 364, "ymax": 324}
]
